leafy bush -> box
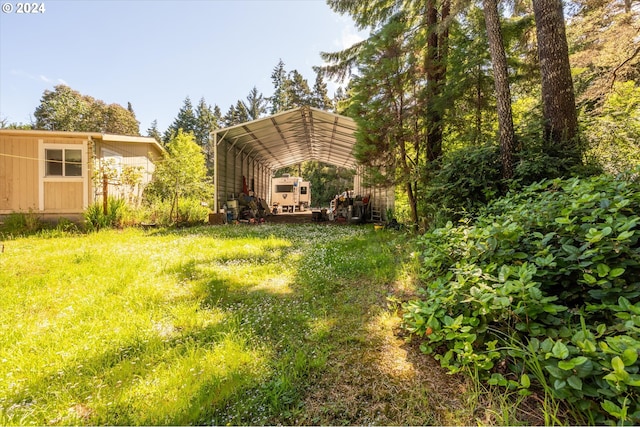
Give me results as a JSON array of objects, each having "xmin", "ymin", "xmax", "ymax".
[
  {"xmin": 421, "ymin": 142, "xmax": 602, "ymax": 227},
  {"xmin": 1, "ymin": 211, "xmax": 42, "ymax": 235},
  {"xmin": 422, "ymin": 144, "xmax": 504, "ymax": 223},
  {"xmin": 174, "ymin": 198, "xmax": 208, "ymax": 226},
  {"xmin": 143, "ymin": 197, "xmax": 208, "ymax": 227},
  {"xmin": 403, "ymin": 172, "xmax": 640, "ymax": 424}
]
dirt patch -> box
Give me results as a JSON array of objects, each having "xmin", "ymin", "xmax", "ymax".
[
  {"xmin": 264, "ymin": 212, "xmax": 315, "ymax": 224},
  {"xmin": 299, "ymin": 313, "xmax": 471, "ymax": 425},
  {"xmin": 264, "ymin": 211, "xmax": 352, "ymax": 225}
]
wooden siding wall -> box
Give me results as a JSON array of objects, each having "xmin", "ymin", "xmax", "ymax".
[
  {"xmin": 43, "ymin": 181, "xmax": 84, "ymax": 210},
  {"xmin": 0, "ymin": 135, "xmax": 88, "ymax": 214},
  {"xmin": 216, "ymin": 139, "xmax": 273, "ymax": 211},
  {"xmin": 0, "ymin": 135, "xmax": 39, "ymax": 212},
  {"xmin": 93, "ymin": 141, "xmax": 158, "ymax": 203}
]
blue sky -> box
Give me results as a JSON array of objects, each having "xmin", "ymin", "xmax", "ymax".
[{"xmin": 0, "ymin": 0, "xmax": 366, "ymax": 133}]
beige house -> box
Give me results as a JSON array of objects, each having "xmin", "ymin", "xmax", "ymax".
[{"xmin": 0, "ymin": 129, "xmax": 164, "ymax": 220}]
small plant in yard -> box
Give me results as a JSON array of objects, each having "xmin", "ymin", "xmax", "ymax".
[{"xmin": 403, "ymin": 171, "xmax": 640, "ymax": 425}]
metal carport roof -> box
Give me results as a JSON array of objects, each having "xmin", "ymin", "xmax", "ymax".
[{"xmin": 212, "ymin": 105, "xmax": 358, "ymax": 170}]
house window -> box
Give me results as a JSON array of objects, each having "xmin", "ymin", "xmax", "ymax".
[
  {"xmin": 45, "ymin": 148, "xmax": 82, "ymax": 177},
  {"xmin": 300, "ymin": 186, "xmax": 308, "ymax": 195}
]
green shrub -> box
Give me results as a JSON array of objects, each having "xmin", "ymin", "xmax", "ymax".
[
  {"xmin": 422, "ymin": 144, "xmax": 504, "ymax": 223},
  {"xmin": 175, "ymin": 198, "xmax": 208, "ymax": 226},
  {"xmin": 84, "ymin": 197, "xmax": 128, "ymax": 231},
  {"xmin": 1, "ymin": 211, "xmax": 42, "ymax": 235},
  {"xmin": 142, "ymin": 197, "xmax": 208, "ymax": 227},
  {"xmin": 403, "ymin": 171, "xmax": 640, "ymax": 425}
]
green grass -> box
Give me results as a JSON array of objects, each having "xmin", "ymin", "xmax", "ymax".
[{"xmin": 0, "ymin": 224, "xmax": 462, "ymax": 425}]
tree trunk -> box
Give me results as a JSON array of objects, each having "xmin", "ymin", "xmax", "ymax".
[
  {"xmin": 483, "ymin": 0, "xmax": 515, "ymax": 179},
  {"xmin": 532, "ymin": 0, "xmax": 580, "ymax": 163},
  {"xmin": 425, "ymin": 0, "xmax": 450, "ymax": 162}
]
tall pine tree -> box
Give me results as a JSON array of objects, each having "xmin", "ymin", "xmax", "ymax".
[
  {"xmin": 243, "ymin": 86, "xmax": 267, "ymax": 120},
  {"xmin": 164, "ymin": 96, "xmax": 198, "ymax": 143}
]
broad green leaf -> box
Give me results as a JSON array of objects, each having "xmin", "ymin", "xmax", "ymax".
[
  {"xmin": 544, "ymin": 365, "xmax": 565, "ymax": 379},
  {"xmin": 567, "ymin": 375, "xmax": 583, "ymax": 390},
  {"xmin": 558, "ymin": 356, "xmax": 588, "ymax": 370},
  {"xmin": 601, "ymin": 400, "xmax": 621, "ymax": 417},
  {"xmin": 621, "ymin": 348, "xmax": 638, "ymax": 366},
  {"xmin": 553, "ymin": 379, "xmax": 567, "ymax": 390},
  {"xmin": 552, "ymin": 341, "xmax": 570, "ymax": 359},
  {"xmin": 574, "ymin": 359, "xmax": 594, "ymax": 377},
  {"xmin": 583, "ymin": 273, "xmax": 597, "ymax": 284},
  {"xmin": 562, "ymin": 244, "xmax": 580, "ymax": 255},
  {"xmin": 596, "ymin": 263, "xmax": 610, "ymax": 277},
  {"xmin": 541, "ymin": 338, "xmax": 554, "ymax": 353},
  {"xmin": 617, "ymin": 230, "xmax": 634, "ymax": 240},
  {"xmin": 609, "ymin": 267, "xmax": 625, "ymax": 278},
  {"xmin": 528, "ymin": 286, "xmax": 543, "ymax": 300},
  {"xmin": 612, "ymin": 356, "xmax": 626, "ymax": 373}
]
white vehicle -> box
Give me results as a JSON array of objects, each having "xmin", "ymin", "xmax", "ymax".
[{"xmin": 271, "ymin": 175, "xmax": 311, "ymax": 212}]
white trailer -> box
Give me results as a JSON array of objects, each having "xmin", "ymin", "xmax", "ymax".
[{"xmin": 271, "ymin": 175, "xmax": 311, "ymax": 212}]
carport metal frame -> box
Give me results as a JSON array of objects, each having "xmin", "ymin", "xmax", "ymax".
[{"xmin": 211, "ymin": 105, "xmax": 393, "ymax": 219}]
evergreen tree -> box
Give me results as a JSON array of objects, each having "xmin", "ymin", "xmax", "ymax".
[
  {"xmin": 147, "ymin": 119, "xmax": 162, "ymax": 144},
  {"xmin": 234, "ymin": 100, "xmax": 249, "ymax": 123},
  {"xmin": 243, "ymin": 86, "xmax": 267, "ymax": 120},
  {"xmin": 164, "ymin": 96, "xmax": 198, "ymax": 143},
  {"xmin": 322, "ymin": 0, "xmax": 451, "ymax": 165},
  {"xmin": 223, "ymin": 105, "xmax": 237, "ymax": 127},
  {"xmin": 484, "ymin": 0, "xmax": 515, "ymax": 179},
  {"xmin": 533, "ymin": 0, "xmax": 580, "ymax": 163},
  {"xmin": 270, "ymin": 59, "xmax": 288, "ymax": 114},
  {"xmin": 311, "ymin": 71, "xmax": 334, "ymax": 111},
  {"xmin": 223, "ymin": 102, "xmax": 249, "ymax": 126},
  {"xmin": 348, "ymin": 15, "xmax": 425, "ymax": 223},
  {"xmin": 423, "ymin": 0, "xmax": 451, "ymax": 162},
  {"xmin": 443, "ymin": 7, "xmax": 495, "ymax": 146},
  {"xmin": 286, "ymin": 70, "xmax": 312, "ymax": 108},
  {"xmin": 195, "ymin": 98, "xmax": 217, "ymax": 147}
]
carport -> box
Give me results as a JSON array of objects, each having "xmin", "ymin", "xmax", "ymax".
[{"xmin": 211, "ymin": 105, "xmax": 393, "ymax": 221}]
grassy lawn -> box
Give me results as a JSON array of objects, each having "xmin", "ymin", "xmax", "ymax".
[{"xmin": 0, "ymin": 224, "xmax": 469, "ymax": 425}]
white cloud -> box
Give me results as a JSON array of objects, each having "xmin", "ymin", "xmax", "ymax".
[{"xmin": 39, "ymin": 75, "xmax": 52, "ymax": 83}]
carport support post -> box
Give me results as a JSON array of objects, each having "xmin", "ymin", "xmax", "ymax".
[{"xmin": 213, "ymin": 131, "xmax": 218, "ymax": 213}]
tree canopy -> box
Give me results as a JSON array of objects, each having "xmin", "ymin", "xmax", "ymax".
[{"xmin": 32, "ymin": 85, "xmax": 140, "ymax": 135}]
